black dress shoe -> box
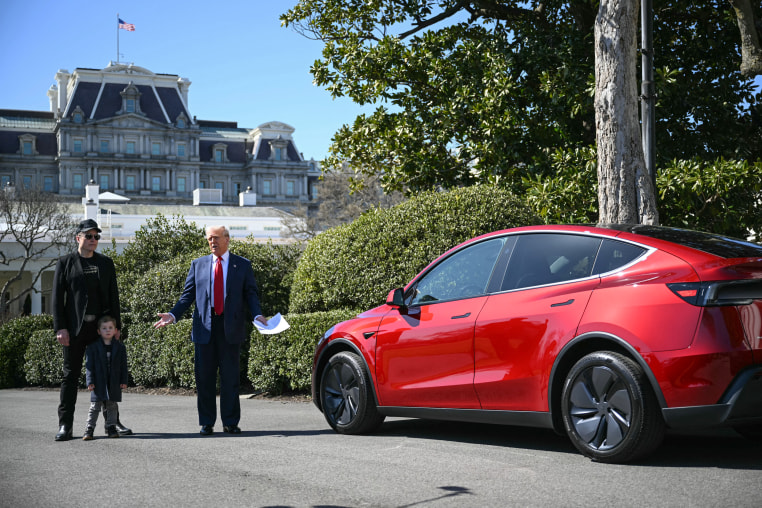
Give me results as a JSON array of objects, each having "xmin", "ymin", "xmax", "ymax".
[
  {"xmin": 223, "ymin": 425, "xmax": 241, "ymax": 434},
  {"xmin": 115, "ymin": 422, "xmax": 133, "ymax": 436},
  {"xmin": 200, "ymin": 425, "xmax": 214, "ymax": 435},
  {"xmin": 55, "ymin": 425, "xmax": 72, "ymax": 441}
]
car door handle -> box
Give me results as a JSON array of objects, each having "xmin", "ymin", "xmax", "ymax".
[
  {"xmin": 551, "ymin": 299, "xmax": 575, "ymax": 307},
  {"xmin": 451, "ymin": 312, "xmax": 471, "ymax": 319}
]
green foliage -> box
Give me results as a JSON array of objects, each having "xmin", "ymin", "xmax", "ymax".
[
  {"xmin": 657, "ymin": 158, "xmax": 762, "ymax": 241},
  {"xmin": 230, "ymin": 239, "xmax": 303, "ymax": 317},
  {"xmin": 523, "ymin": 147, "xmax": 599, "ymax": 224},
  {"xmin": 126, "ymin": 321, "xmax": 195, "ymax": 388},
  {"xmin": 289, "ymin": 185, "xmax": 541, "ymax": 314},
  {"xmin": 282, "ymin": 1, "xmax": 761, "ymax": 192},
  {"xmin": 104, "ymin": 214, "xmax": 207, "ymax": 312},
  {"xmin": 24, "ymin": 329, "xmax": 60, "ymax": 386},
  {"xmin": 124, "ymin": 250, "xmax": 204, "ymax": 324},
  {"xmin": 248, "ymin": 309, "xmax": 360, "ymax": 394},
  {"xmin": 0, "ymin": 314, "xmax": 53, "ymax": 388}
]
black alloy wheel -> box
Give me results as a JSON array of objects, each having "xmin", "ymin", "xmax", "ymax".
[
  {"xmin": 561, "ymin": 351, "xmax": 664, "ymax": 463},
  {"xmin": 320, "ymin": 351, "xmax": 384, "ymax": 434}
]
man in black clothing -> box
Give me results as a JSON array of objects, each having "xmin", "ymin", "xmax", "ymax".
[{"xmin": 52, "ymin": 219, "xmax": 131, "ymax": 441}]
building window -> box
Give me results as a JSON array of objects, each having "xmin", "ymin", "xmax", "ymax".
[
  {"xmin": 126, "ymin": 99, "xmax": 135, "ymax": 113},
  {"xmin": 1, "ymin": 176, "xmax": 10, "ymax": 187},
  {"xmin": 286, "ymin": 180, "xmax": 295, "ymax": 196},
  {"xmin": 23, "ymin": 141, "xmax": 32, "ymax": 155},
  {"xmin": 19, "ymin": 134, "xmax": 37, "ymax": 155},
  {"xmin": 100, "ymin": 174, "xmax": 109, "ymax": 190},
  {"xmin": 126, "ymin": 141, "xmax": 136, "ymax": 154},
  {"xmin": 198, "ymin": 181, "xmax": 205, "ymax": 189},
  {"xmin": 177, "ymin": 143, "xmax": 186, "ymax": 157},
  {"xmin": 263, "ymin": 179, "xmax": 272, "ymax": 195},
  {"xmin": 120, "ymin": 83, "xmax": 142, "ymax": 115},
  {"xmin": 212, "ymin": 143, "xmax": 227, "ymax": 163},
  {"xmin": 152, "ymin": 176, "xmax": 161, "ymax": 192},
  {"xmin": 215, "ymin": 182, "xmax": 224, "ymax": 194},
  {"xmin": 44, "ymin": 176, "xmax": 54, "ymax": 192},
  {"xmin": 72, "ymin": 108, "xmax": 84, "ymax": 123},
  {"xmin": 274, "ymin": 147, "xmax": 282, "ymax": 161},
  {"xmin": 73, "ymin": 139, "xmax": 83, "ymax": 153},
  {"xmin": 22, "ymin": 176, "xmax": 32, "ymax": 189},
  {"xmin": 73, "ymin": 174, "xmax": 83, "ymax": 189},
  {"xmin": 177, "ymin": 177, "xmax": 186, "ymax": 193},
  {"xmin": 100, "ymin": 140, "xmax": 110, "ymax": 153},
  {"xmin": 126, "ymin": 175, "xmax": 136, "ymax": 191},
  {"xmin": 176, "ymin": 117, "xmax": 186, "ymax": 128},
  {"xmin": 152, "ymin": 142, "xmax": 161, "ymax": 155},
  {"xmin": 234, "ymin": 183, "xmax": 241, "ymax": 196}
]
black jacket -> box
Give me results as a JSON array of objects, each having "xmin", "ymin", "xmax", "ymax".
[
  {"xmin": 85, "ymin": 338, "xmax": 128, "ymax": 402},
  {"xmin": 52, "ymin": 251, "xmax": 121, "ymax": 336}
]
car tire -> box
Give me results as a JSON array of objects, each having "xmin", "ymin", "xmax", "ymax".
[
  {"xmin": 561, "ymin": 351, "xmax": 665, "ymax": 463},
  {"xmin": 320, "ymin": 351, "xmax": 385, "ymax": 434}
]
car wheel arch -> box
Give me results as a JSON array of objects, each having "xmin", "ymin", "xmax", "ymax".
[
  {"xmin": 314, "ymin": 338, "xmax": 380, "ymax": 412},
  {"xmin": 548, "ymin": 332, "xmax": 667, "ymax": 434}
]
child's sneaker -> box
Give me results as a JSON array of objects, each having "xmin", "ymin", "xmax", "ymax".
[
  {"xmin": 106, "ymin": 426, "xmax": 119, "ymax": 438},
  {"xmin": 82, "ymin": 428, "xmax": 94, "ymax": 441}
]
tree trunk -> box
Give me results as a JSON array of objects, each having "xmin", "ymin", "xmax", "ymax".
[
  {"xmin": 729, "ymin": 0, "xmax": 762, "ymax": 77},
  {"xmin": 594, "ymin": 0, "xmax": 659, "ymax": 225}
]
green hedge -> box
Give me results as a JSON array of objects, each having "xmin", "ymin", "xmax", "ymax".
[
  {"xmin": 24, "ymin": 328, "xmax": 63, "ymax": 386},
  {"xmin": 248, "ymin": 309, "xmax": 361, "ymax": 394},
  {"xmin": 289, "ymin": 185, "xmax": 541, "ymax": 313},
  {"xmin": 126, "ymin": 320, "xmax": 195, "ymax": 388},
  {"xmin": 0, "ymin": 314, "xmax": 53, "ymax": 388}
]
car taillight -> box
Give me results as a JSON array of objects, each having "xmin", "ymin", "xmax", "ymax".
[{"xmin": 668, "ymin": 280, "xmax": 762, "ymax": 306}]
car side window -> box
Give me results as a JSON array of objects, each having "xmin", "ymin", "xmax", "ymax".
[
  {"xmin": 409, "ymin": 237, "xmax": 506, "ymax": 305},
  {"xmin": 591, "ymin": 239, "xmax": 646, "ymax": 275},
  {"xmin": 501, "ymin": 234, "xmax": 603, "ymax": 291}
]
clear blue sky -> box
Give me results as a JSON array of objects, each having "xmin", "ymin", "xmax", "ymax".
[{"xmin": 0, "ymin": 0, "xmax": 368, "ymax": 161}]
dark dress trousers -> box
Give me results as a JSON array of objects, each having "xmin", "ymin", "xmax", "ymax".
[{"xmin": 169, "ymin": 253, "xmax": 262, "ymax": 426}]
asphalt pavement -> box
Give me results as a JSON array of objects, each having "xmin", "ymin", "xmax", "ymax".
[{"xmin": 1, "ymin": 388, "xmax": 761, "ymax": 508}]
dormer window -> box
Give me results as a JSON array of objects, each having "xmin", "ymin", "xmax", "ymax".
[
  {"xmin": 212, "ymin": 143, "xmax": 228, "ymax": 163},
  {"xmin": 18, "ymin": 134, "xmax": 37, "ymax": 156},
  {"xmin": 268, "ymin": 137, "xmax": 289, "ymax": 162},
  {"xmin": 71, "ymin": 106, "xmax": 85, "ymax": 124},
  {"xmin": 176, "ymin": 113, "xmax": 188, "ymax": 129},
  {"xmin": 119, "ymin": 82, "xmax": 142, "ymax": 115}
]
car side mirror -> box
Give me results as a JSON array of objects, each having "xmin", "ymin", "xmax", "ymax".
[{"xmin": 386, "ymin": 288, "xmax": 406, "ymax": 310}]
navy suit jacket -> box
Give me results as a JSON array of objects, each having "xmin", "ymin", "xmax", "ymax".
[{"xmin": 169, "ymin": 253, "xmax": 262, "ymax": 344}]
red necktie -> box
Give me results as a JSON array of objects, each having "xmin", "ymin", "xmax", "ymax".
[{"xmin": 214, "ymin": 257, "xmax": 224, "ymax": 315}]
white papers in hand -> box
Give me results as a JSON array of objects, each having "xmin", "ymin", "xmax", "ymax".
[{"xmin": 254, "ymin": 312, "xmax": 290, "ymax": 334}]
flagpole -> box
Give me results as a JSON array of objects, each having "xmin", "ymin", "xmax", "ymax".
[{"xmin": 116, "ymin": 13, "xmax": 120, "ymax": 63}]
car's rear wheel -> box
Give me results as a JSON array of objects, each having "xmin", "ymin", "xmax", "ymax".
[
  {"xmin": 561, "ymin": 351, "xmax": 664, "ymax": 463},
  {"xmin": 320, "ymin": 351, "xmax": 385, "ymax": 434}
]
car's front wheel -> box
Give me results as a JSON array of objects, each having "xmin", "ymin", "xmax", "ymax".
[
  {"xmin": 320, "ymin": 351, "xmax": 385, "ymax": 434},
  {"xmin": 561, "ymin": 351, "xmax": 665, "ymax": 463}
]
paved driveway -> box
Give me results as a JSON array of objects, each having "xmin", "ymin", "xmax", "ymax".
[{"xmin": 1, "ymin": 389, "xmax": 761, "ymax": 507}]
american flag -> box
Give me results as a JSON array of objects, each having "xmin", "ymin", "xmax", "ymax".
[{"xmin": 118, "ymin": 18, "xmax": 135, "ymax": 31}]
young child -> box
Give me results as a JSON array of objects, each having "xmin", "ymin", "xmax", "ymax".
[{"xmin": 83, "ymin": 315, "xmax": 129, "ymax": 440}]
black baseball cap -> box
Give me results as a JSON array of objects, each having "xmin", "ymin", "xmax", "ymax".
[{"xmin": 76, "ymin": 219, "xmax": 102, "ymax": 234}]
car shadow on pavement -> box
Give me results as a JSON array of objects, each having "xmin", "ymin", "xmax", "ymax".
[{"xmin": 373, "ymin": 418, "xmax": 762, "ymax": 469}]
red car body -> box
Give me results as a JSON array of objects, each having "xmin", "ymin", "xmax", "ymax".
[{"xmin": 311, "ymin": 225, "xmax": 762, "ymax": 462}]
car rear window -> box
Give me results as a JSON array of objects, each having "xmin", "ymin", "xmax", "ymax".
[{"xmin": 629, "ymin": 226, "xmax": 762, "ymax": 258}]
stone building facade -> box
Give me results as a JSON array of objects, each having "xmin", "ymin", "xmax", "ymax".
[{"xmin": 0, "ymin": 62, "xmax": 320, "ymax": 205}]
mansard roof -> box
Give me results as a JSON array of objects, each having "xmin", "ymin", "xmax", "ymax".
[
  {"xmin": 66, "ymin": 81, "xmax": 190, "ymax": 124},
  {"xmin": 0, "ymin": 110, "xmax": 57, "ymax": 156}
]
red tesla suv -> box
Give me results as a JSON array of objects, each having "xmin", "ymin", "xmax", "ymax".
[{"xmin": 311, "ymin": 224, "xmax": 762, "ymax": 463}]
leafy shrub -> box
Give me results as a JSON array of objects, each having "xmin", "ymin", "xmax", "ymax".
[
  {"xmin": 248, "ymin": 309, "xmax": 361, "ymax": 394},
  {"xmin": 658, "ymin": 158, "xmax": 762, "ymax": 242},
  {"xmin": 230, "ymin": 239, "xmax": 302, "ymax": 317},
  {"xmin": 126, "ymin": 320, "xmax": 195, "ymax": 388},
  {"xmin": 289, "ymin": 185, "xmax": 541, "ymax": 313},
  {"xmin": 24, "ymin": 329, "xmax": 62, "ymax": 386},
  {"xmin": 0, "ymin": 314, "xmax": 53, "ymax": 388}
]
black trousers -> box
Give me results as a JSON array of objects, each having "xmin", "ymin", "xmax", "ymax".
[
  {"xmin": 58, "ymin": 321, "xmax": 97, "ymax": 428},
  {"xmin": 194, "ymin": 313, "xmax": 241, "ymax": 426}
]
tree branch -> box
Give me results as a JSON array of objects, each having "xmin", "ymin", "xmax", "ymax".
[{"xmin": 729, "ymin": 0, "xmax": 762, "ymax": 77}]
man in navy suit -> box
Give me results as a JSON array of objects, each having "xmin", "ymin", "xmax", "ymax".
[{"xmin": 154, "ymin": 225, "xmax": 267, "ymax": 435}]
